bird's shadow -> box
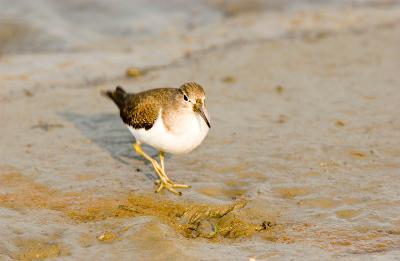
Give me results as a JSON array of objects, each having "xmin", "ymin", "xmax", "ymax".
[{"xmin": 60, "ymin": 111, "xmax": 164, "ymax": 181}]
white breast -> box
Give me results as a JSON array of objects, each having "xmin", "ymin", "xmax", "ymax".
[{"xmin": 126, "ymin": 110, "xmax": 209, "ymax": 154}]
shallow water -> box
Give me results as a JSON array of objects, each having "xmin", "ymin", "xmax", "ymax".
[{"xmin": 1, "ymin": 1, "xmax": 400, "ymax": 260}]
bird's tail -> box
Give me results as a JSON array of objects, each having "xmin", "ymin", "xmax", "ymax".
[{"xmin": 102, "ymin": 86, "xmax": 127, "ymax": 110}]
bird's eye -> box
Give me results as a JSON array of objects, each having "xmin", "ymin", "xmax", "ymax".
[{"xmin": 183, "ymin": 95, "xmax": 188, "ymax": 101}]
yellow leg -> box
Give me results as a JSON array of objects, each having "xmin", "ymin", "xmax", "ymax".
[
  {"xmin": 133, "ymin": 143, "xmax": 164, "ymax": 178},
  {"xmin": 159, "ymin": 151, "xmax": 190, "ymax": 189},
  {"xmin": 159, "ymin": 151, "xmax": 165, "ymax": 172},
  {"xmin": 133, "ymin": 143, "xmax": 189, "ymax": 195}
]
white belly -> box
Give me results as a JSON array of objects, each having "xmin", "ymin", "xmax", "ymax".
[{"xmin": 127, "ymin": 111, "xmax": 209, "ymax": 154}]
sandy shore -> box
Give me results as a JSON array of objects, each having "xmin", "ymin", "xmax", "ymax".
[{"xmin": 1, "ymin": 1, "xmax": 400, "ymax": 260}]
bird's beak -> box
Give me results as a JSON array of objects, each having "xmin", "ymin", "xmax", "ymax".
[{"xmin": 193, "ymin": 103, "xmax": 211, "ymax": 128}]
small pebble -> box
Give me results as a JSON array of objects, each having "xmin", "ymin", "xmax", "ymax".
[
  {"xmin": 221, "ymin": 76, "xmax": 235, "ymax": 83},
  {"xmin": 126, "ymin": 67, "xmax": 144, "ymax": 78},
  {"xmin": 275, "ymin": 85, "xmax": 284, "ymax": 94}
]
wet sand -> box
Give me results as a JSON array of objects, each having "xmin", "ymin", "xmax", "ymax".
[{"xmin": 1, "ymin": 1, "xmax": 400, "ymax": 260}]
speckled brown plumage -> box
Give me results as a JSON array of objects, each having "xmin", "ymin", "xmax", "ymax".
[
  {"xmin": 180, "ymin": 82, "xmax": 205, "ymax": 98},
  {"xmin": 104, "ymin": 87, "xmax": 172, "ymax": 130}
]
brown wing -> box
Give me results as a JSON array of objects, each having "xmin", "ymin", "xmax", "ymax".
[{"xmin": 120, "ymin": 93, "xmax": 160, "ymax": 130}]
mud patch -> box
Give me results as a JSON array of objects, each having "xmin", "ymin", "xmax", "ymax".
[
  {"xmin": 12, "ymin": 239, "xmax": 69, "ymax": 261},
  {"xmin": 68, "ymin": 196, "xmax": 274, "ymax": 239},
  {"xmin": 0, "ymin": 168, "xmax": 77, "ymax": 210},
  {"xmin": 336, "ymin": 209, "xmax": 361, "ymax": 219},
  {"xmin": 0, "ymin": 167, "xmax": 275, "ymax": 240},
  {"xmin": 197, "ymin": 179, "xmax": 251, "ymax": 200},
  {"xmin": 274, "ymin": 187, "xmax": 311, "ymax": 199},
  {"xmin": 297, "ymin": 198, "xmax": 340, "ymax": 209},
  {"xmin": 197, "ymin": 187, "xmax": 247, "ymax": 200}
]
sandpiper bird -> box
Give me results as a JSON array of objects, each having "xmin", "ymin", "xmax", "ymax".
[{"xmin": 103, "ymin": 82, "xmax": 210, "ymax": 195}]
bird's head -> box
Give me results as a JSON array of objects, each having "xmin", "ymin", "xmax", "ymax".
[{"xmin": 178, "ymin": 82, "xmax": 210, "ymax": 128}]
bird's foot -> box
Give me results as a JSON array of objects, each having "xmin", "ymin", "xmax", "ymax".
[{"xmin": 154, "ymin": 179, "xmax": 191, "ymax": 196}]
